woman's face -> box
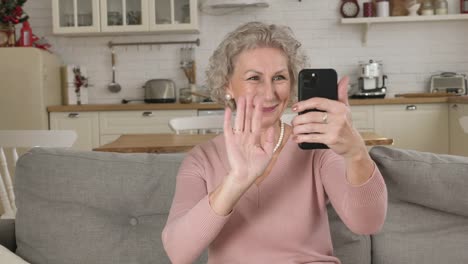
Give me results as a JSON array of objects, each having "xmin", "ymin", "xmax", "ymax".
[{"xmin": 226, "ymin": 47, "xmax": 291, "ymax": 129}]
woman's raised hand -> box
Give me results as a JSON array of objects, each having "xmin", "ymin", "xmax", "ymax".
[{"xmin": 223, "ymin": 95, "xmax": 275, "ymax": 188}]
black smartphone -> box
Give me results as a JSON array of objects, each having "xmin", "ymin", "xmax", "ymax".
[{"xmin": 297, "ymin": 68, "xmax": 338, "ymax": 150}]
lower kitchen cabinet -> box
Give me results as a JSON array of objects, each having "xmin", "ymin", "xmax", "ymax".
[
  {"xmin": 50, "ymin": 110, "xmax": 198, "ymax": 150},
  {"xmin": 449, "ymin": 103, "xmax": 468, "ymax": 157},
  {"xmin": 350, "ymin": 105, "xmax": 374, "ymax": 132},
  {"xmin": 374, "ymin": 103, "xmax": 449, "ymax": 154},
  {"xmin": 49, "ymin": 112, "xmax": 100, "ymax": 150}
]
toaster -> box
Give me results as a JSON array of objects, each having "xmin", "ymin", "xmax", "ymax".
[
  {"xmin": 143, "ymin": 79, "xmax": 176, "ymax": 103},
  {"xmin": 430, "ymin": 72, "xmax": 467, "ymax": 95}
]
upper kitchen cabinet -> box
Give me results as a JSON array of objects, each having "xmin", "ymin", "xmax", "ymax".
[
  {"xmin": 52, "ymin": 0, "xmax": 198, "ymax": 35},
  {"xmin": 52, "ymin": 0, "xmax": 101, "ymax": 34},
  {"xmin": 149, "ymin": 0, "xmax": 198, "ymax": 32},
  {"xmin": 101, "ymin": 0, "xmax": 149, "ymax": 32}
]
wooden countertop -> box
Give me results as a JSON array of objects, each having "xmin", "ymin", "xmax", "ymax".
[
  {"xmin": 93, "ymin": 132, "xmax": 394, "ymax": 153},
  {"xmin": 48, "ymin": 96, "xmax": 468, "ymax": 112}
]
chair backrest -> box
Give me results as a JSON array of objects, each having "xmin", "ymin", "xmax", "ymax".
[
  {"xmin": 0, "ymin": 130, "xmax": 77, "ymax": 219},
  {"xmin": 169, "ymin": 115, "xmax": 225, "ymax": 134}
]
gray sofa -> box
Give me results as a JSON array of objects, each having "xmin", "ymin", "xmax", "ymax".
[{"xmin": 0, "ymin": 146, "xmax": 467, "ymax": 264}]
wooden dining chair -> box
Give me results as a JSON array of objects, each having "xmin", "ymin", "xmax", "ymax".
[
  {"xmin": 0, "ymin": 130, "xmax": 77, "ymax": 219},
  {"xmin": 169, "ymin": 115, "xmax": 225, "ymax": 134}
]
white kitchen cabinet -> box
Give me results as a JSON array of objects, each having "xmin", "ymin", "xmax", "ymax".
[
  {"xmin": 374, "ymin": 103, "xmax": 449, "ymax": 154},
  {"xmin": 350, "ymin": 105, "xmax": 374, "ymax": 132},
  {"xmin": 100, "ymin": 0, "xmax": 149, "ymax": 32},
  {"xmin": 99, "ymin": 110, "xmax": 197, "ymax": 141},
  {"xmin": 449, "ymin": 103, "xmax": 468, "ymax": 157},
  {"xmin": 52, "ymin": 0, "xmax": 198, "ymax": 35},
  {"xmin": 52, "ymin": 0, "xmax": 101, "ymax": 34},
  {"xmin": 50, "ymin": 112, "xmax": 100, "ymax": 150},
  {"xmin": 149, "ymin": 0, "xmax": 198, "ymax": 33}
]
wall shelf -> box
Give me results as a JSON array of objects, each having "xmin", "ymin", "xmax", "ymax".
[{"xmin": 341, "ymin": 14, "xmax": 468, "ymax": 45}]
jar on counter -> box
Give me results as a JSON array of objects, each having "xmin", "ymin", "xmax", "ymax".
[
  {"xmin": 435, "ymin": 0, "xmax": 448, "ymax": 15},
  {"xmin": 376, "ymin": 0, "xmax": 390, "ymax": 17},
  {"xmin": 421, "ymin": 0, "xmax": 435, "ymax": 15},
  {"xmin": 179, "ymin": 88, "xmax": 192, "ymax": 104}
]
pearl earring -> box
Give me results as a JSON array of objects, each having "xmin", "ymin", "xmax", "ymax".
[{"xmin": 225, "ymin": 94, "xmax": 232, "ymax": 101}]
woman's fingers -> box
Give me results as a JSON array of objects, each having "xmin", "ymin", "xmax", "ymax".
[
  {"xmin": 224, "ymin": 106, "xmax": 233, "ymax": 139},
  {"xmin": 234, "ymin": 97, "xmax": 246, "ymax": 132},
  {"xmin": 263, "ymin": 125, "xmax": 275, "ymax": 154},
  {"xmin": 293, "ymin": 122, "xmax": 328, "ymax": 135},
  {"xmin": 292, "ymin": 111, "xmax": 331, "ymax": 126},
  {"xmin": 244, "ymin": 95, "xmax": 254, "ymax": 133},
  {"xmin": 337, "ymin": 76, "xmax": 350, "ymax": 106},
  {"xmin": 251, "ymin": 96, "xmax": 263, "ymax": 143}
]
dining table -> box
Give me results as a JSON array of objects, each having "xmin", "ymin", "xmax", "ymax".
[{"xmin": 93, "ymin": 132, "xmax": 394, "ymax": 153}]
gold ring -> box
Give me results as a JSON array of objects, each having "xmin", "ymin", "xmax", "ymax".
[{"xmin": 322, "ymin": 112, "xmax": 328, "ymax": 124}]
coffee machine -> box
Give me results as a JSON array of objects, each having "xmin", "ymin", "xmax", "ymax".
[{"xmin": 352, "ymin": 60, "xmax": 387, "ymax": 98}]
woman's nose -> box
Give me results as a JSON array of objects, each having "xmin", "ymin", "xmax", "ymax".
[{"xmin": 257, "ymin": 80, "xmax": 275, "ymax": 100}]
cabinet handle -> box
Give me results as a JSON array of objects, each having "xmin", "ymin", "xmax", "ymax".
[
  {"xmin": 452, "ymin": 104, "xmax": 458, "ymax": 110},
  {"xmin": 406, "ymin": 105, "xmax": 417, "ymax": 111},
  {"xmin": 142, "ymin": 111, "xmax": 153, "ymax": 117},
  {"xmin": 68, "ymin": 113, "xmax": 79, "ymax": 118}
]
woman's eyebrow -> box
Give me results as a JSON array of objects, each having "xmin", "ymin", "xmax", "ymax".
[{"xmin": 244, "ymin": 69, "xmax": 288, "ymax": 75}]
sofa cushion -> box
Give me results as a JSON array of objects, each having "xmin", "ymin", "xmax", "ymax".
[
  {"xmin": 14, "ymin": 147, "xmax": 207, "ymax": 264},
  {"xmin": 369, "ymin": 146, "xmax": 468, "ymax": 264}
]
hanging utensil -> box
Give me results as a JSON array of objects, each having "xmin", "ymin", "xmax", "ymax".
[{"xmin": 108, "ymin": 49, "xmax": 122, "ymax": 93}]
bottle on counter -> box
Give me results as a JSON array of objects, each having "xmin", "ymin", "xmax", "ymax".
[
  {"xmin": 18, "ymin": 21, "xmax": 33, "ymax": 47},
  {"xmin": 376, "ymin": 0, "xmax": 390, "ymax": 17}
]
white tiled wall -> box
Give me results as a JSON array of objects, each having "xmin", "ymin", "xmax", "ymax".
[{"xmin": 23, "ymin": 0, "xmax": 468, "ymax": 103}]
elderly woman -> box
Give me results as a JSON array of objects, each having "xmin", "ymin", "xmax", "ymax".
[{"xmin": 162, "ymin": 22, "xmax": 387, "ymax": 264}]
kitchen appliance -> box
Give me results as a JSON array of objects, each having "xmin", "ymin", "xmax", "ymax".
[
  {"xmin": 142, "ymin": 79, "xmax": 176, "ymax": 103},
  {"xmin": 430, "ymin": 72, "xmax": 467, "ymax": 95},
  {"xmin": 352, "ymin": 60, "xmax": 387, "ymax": 99},
  {"xmin": 0, "ymin": 47, "xmax": 62, "ymax": 130}
]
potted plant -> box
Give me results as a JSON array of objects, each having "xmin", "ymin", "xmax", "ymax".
[{"xmin": 0, "ymin": 0, "xmax": 28, "ymax": 47}]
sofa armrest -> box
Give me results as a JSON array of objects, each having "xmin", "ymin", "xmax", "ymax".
[{"xmin": 0, "ymin": 219, "xmax": 16, "ymax": 252}]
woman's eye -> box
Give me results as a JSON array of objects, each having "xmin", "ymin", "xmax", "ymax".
[
  {"xmin": 247, "ymin": 76, "xmax": 260, "ymax": 81},
  {"xmin": 273, "ymin": 75, "xmax": 286, "ymax": 81}
]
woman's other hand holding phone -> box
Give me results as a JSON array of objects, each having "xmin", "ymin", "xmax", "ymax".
[{"xmin": 291, "ymin": 76, "xmax": 367, "ymax": 160}]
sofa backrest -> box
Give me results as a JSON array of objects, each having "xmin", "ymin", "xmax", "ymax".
[
  {"xmin": 14, "ymin": 147, "xmax": 468, "ymax": 264},
  {"xmin": 368, "ymin": 146, "xmax": 468, "ymax": 264},
  {"xmin": 14, "ymin": 147, "xmax": 207, "ymax": 264}
]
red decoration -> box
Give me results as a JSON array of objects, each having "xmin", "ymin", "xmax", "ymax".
[{"xmin": 0, "ymin": 0, "xmax": 29, "ymax": 25}]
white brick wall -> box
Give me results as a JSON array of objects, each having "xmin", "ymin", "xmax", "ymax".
[{"xmin": 22, "ymin": 0, "xmax": 468, "ymax": 103}]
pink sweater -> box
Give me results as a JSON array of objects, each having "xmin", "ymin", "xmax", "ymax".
[{"xmin": 162, "ymin": 135, "xmax": 387, "ymax": 264}]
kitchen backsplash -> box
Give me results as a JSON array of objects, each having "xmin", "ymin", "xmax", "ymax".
[{"xmin": 24, "ymin": 0, "xmax": 468, "ymax": 104}]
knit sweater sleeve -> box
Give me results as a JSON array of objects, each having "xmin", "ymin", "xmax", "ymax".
[
  {"xmin": 320, "ymin": 150, "xmax": 387, "ymax": 235},
  {"xmin": 161, "ymin": 146, "xmax": 232, "ymax": 264}
]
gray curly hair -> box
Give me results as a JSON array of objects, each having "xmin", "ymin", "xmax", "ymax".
[{"xmin": 205, "ymin": 21, "xmax": 308, "ymax": 108}]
